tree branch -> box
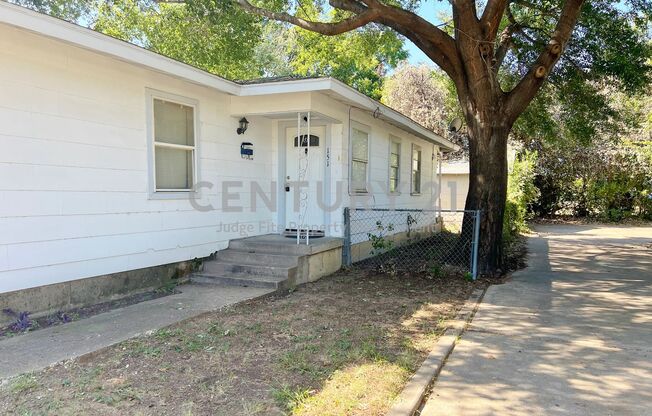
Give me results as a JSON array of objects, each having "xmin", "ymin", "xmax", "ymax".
[
  {"xmin": 370, "ymin": 3, "xmax": 462, "ymax": 86},
  {"xmin": 505, "ymin": 0, "xmax": 585, "ymax": 122},
  {"xmin": 234, "ymin": 0, "xmax": 463, "ymax": 88},
  {"xmin": 513, "ymin": 0, "xmax": 560, "ymax": 18},
  {"xmin": 235, "ymin": 0, "xmax": 379, "ymax": 36},
  {"xmin": 329, "ymin": 0, "xmax": 367, "ymax": 15},
  {"xmin": 494, "ymin": 23, "xmax": 518, "ymax": 71},
  {"xmin": 481, "ymin": 0, "xmax": 509, "ymax": 40}
]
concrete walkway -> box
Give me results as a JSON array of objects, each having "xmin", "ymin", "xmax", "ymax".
[
  {"xmin": 0, "ymin": 283, "xmax": 272, "ymax": 380},
  {"xmin": 421, "ymin": 224, "xmax": 652, "ymax": 416}
]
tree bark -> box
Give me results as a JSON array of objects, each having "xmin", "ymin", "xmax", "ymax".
[{"xmin": 463, "ymin": 116, "xmax": 510, "ymax": 274}]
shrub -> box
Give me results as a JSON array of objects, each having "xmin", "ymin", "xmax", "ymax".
[
  {"xmin": 504, "ymin": 150, "xmax": 539, "ymax": 242},
  {"xmin": 532, "ymin": 139, "xmax": 652, "ymax": 221}
]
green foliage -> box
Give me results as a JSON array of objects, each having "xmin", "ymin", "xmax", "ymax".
[
  {"xmin": 290, "ymin": 26, "xmax": 406, "ymax": 99},
  {"xmin": 504, "ymin": 0, "xmax": 652, "ymax": 145},
  {"xmin": 367, "ymin": 221, "xmax": 395, "ymax": 256},
  {"xmin": 428, "ymin": 262, "xmax": 443, "ymax": 278},
  {"xmin": 271, "ymin": 385, "xmax": 311, "ymax": 412},
  {"xmin": 189, "ymin": 0, "xmax": 406, "ymax": 94},
  {"xmin": 9, "ymin": 0, "xmax": 91, "ymax": 20},
  {"xmin": 504, "ymin": 150, "xmax": 539, "ymax": 242},
  {"xmin": 94, "ymin": 0, "xmax": 263, "ymax": 80},
  {"xmin": 532, "ymin": 139, "xmax": 652, "ymax": 221},
  {"xmin": 15, "ymin": 0, "xmax": 405, "ymax": 96}
]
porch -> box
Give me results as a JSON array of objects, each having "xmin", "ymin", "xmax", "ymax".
[{"xmin": 193, "ymin": 234, "xmax": 343, "ymax": 290}]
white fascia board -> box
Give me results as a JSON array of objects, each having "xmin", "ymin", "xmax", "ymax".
[
  {"xmin": 238, "ymin": 78, "xmax": 334, "ymax": 96},
  {"xmin": 0, "ymin": 2, "xmax": 241, "ymax": 95}
]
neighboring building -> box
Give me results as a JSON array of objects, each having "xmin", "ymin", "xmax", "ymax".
[
  {"xmin": 0, "ymin": 2, "xmax": 457, "ymax": 319},
  {"xmin": 440, "ymin": 161, "xmax": 470, "ymax": 211}
]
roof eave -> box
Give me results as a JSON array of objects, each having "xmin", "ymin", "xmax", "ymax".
[
  {"xmin": 241, "ymin": 78, "xmax": 459, "ymax": 151},
  {"xmin": 0, "ymin": 2, "xmax": 460, "ymax": 151}
]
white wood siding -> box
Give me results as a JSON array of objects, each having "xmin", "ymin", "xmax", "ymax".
[{"xmin": 0, "ymin": 25, "xmax": 276, "ymax": 293}]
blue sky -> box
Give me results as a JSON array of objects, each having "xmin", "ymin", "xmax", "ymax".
[{"xmin": 405, "ymin": 0, "xmax": 451, "ymax": 65}]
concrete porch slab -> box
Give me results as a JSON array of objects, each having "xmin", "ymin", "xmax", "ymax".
[
  {"xmin": 0, "ymin": 283, "xmax": 272, "ymax": 380},
  {"xmin": 229, "ymin": 234, "xmax": 343, "ymax": 255}
]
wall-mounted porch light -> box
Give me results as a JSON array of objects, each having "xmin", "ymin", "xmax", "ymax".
[{"xmin": 237, "ymin": 117, "xmax": 249, "ymax": 135}]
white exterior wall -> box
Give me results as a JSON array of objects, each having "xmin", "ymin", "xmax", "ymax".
[
  {"xmin": 0, "ymin": 25, "xmax": 277, "ymax": 293},
  {"xmin": 441, "ymin": 173, "xmax": 470, "ymax": 211},
  {"xmin": 0, "ymin": 19, "xmax": 452, "ymax": 293},
  {"xmin": 310, "ymin": 93, "xmax": 442, "ymax": 241}
]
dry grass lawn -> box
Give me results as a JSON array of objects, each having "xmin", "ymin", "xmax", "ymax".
[{"xmin": 1, "ymin": 268, "xmax": 482, "ymax": 416}]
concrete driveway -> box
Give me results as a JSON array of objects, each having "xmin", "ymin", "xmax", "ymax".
[{"xmin": 421, "ymin": 224, "xmax": 652, "ymax": 416}]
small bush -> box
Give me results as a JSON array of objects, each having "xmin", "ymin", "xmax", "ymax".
[
  {"xmin": 532, "ymin": 139, "xmax": 652, "ymax": 221},
  {"xmin": 504, "ymin": 150, "xmax": 539, "ymax": 243}
]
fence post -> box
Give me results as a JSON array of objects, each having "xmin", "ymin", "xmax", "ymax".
[
  {"xmin": 471, "ymin": 210, "xmax": 481, "ymax": 280},
  {"xmin": 343, "ymin": 207, "xmax": 352, "ymax": 266}
]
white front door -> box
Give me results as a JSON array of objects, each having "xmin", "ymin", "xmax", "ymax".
[{"xmin": 285, "ymin": 126, "xmax": 326, "ymax": 232}]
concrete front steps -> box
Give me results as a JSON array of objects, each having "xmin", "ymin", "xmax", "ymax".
[
  {"xmin": 192, "ymin": 250, "xmax": 300, "ymax": 290},
  {"xmin": 192, "ymin": 234, "xmax": 344, "ymax": 291}
]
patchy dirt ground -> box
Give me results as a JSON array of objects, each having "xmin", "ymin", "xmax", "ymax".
[{"xmin": 1, "ymin": 269, "xmax": 482, "ymax": 416}]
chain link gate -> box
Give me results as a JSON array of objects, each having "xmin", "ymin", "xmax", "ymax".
[{"xmin": 343, "ymin": 208, "xmax": 481, "ymax": 280}]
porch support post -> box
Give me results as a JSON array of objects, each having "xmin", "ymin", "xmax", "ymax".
[
  {"xmin": 306, "ymin": 111, "xmax": 311, "ymax": 245},
  {"xmin": 297, "ymin": 112, "xmax": 301, "ymax": 245}
]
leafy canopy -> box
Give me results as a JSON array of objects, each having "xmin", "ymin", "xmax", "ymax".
[
  {"xmin": 95, "ymin": 0, "xmax": 262, "ymax": 80},
  {"xmin": 11, "ymin": 0, "xmax": 407, "ymax": 95},
  {"xmin": 232, "ymin": 1, "xmax": 652, "ymax": 144}
]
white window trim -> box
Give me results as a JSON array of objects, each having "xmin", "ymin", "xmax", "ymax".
[
  {"xmin": 146, "ymin": 88, "xmax": 200, "ymax": 200},
  {"xmin": 349, "ymin": 121, "xmax": 371, "ymax": 195},
  {"xmin": 411, "ymin": 143, "xmax": 422, "ymax": 196},
  {"xmin": 388, "ymin": 136, "xmax": 401, "ymax": 194}
]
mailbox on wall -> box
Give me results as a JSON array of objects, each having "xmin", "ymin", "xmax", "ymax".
[{"xmin": 240, "ymin": 142, "xmax": 253, "ymax": 160}]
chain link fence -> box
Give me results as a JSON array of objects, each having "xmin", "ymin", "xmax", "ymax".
[{"xmin": 343, "ymin": 208, "xmax": 481, "ymax": 279}]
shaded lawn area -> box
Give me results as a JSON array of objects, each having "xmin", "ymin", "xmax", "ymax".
[{"xmin": 1, "ymin": 269, "xmax": 482, "ymax": 416}]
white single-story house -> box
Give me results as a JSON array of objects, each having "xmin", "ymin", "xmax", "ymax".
[{"xmin": 0, "ymin": 2, "xmax": 458, "ymax": 320}]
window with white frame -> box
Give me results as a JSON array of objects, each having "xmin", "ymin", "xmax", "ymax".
[
  {"xmin": 351, "ymin": 128, "xmax": 369, "ymax": 193},
  {"xmin": 411, "ymin": 144, "xmax": 422, "ymax": 195},
  {"xmin": 389, "ymin": 138, "xmax": 401, "ymax": 193},
  {"xmin": 152, "ymin": 98, "xmax": 196, "ymax": 191}
]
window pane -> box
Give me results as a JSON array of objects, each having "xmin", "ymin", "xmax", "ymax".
[
  {"xmin": 155, "ymin": 147, "xmax": 193, "ymax": 190},
  {"xmin": 352, "ymin": 160, "xmax": 367, "ymax": 192},
  {"xmin": 413, "ymin": 150, "xmax": 421, "ymax": 170},
  {"xmin": 390, "ymin": 177, "xmax": 398, "ymax": 193},
  {"xmin": 390, "ymin": 166, "xmax": 399, "ymax": 180},
  {"xmin": 352, "ymin": 129, "xmax": 368, "ymax": 161},
  {"xmin": 294, "ymin": 135, "xmax": 320, "ymax": 147},
  {"xmin": 412, "ymin": 170, "xmax": 421, "ymax": 194},
  {"xmin": 390, "ymin": 153, "xmax": 399, "ymax": 168},
  {"xmin": 390, "ymin": 166, "xmax": 399, "ymax": 193},
  {"xmin": 391, "ymin": 141, "xmax": 400, "ymax": 156},
  {"xmin": 154, "ymin": 99, "xmax": 194, "ymax": 146},
  {"xmin": 412, "ymin": 147, "xmax": 421, "ymax": 194}
]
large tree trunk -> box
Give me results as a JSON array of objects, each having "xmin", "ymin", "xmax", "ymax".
[{"xmin": 462, "ymin": 104, "xmax": 511, "ymax": 275}]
